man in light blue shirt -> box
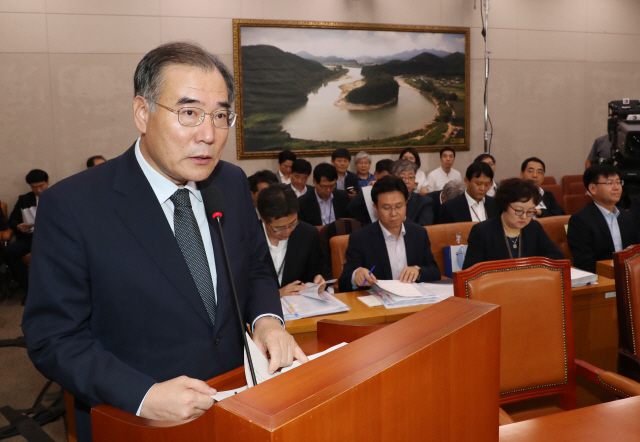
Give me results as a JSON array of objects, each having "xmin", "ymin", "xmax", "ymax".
[{"xmin": 568, "ymin": 164, "xmax": 640, "ymax": 273}]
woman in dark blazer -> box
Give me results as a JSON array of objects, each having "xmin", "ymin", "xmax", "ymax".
[{"xmin": 462, "ymin": 178, "xmax": 563, "ymax": 269}]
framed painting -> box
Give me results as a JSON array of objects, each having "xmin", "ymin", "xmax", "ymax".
[{"xmin": 233, "ymin": 19, "xmax": 470, "ymax": 159}]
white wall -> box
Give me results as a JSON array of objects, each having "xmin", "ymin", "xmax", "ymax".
[{"xmin": 1, "ymin": 0, "xmax": 640, "ymax": 210}]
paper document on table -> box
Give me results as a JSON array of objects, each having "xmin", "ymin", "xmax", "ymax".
[
  {"xmin": 358, "ymin": 295, "xmax": 384, "ymax": 307},
  {"xmin": 244, "ymin": 332, "xmax": 277, "ymax": 387},
  {"xmin": 281, "ymin": 293, "xmax": 349, "ymax": 321},
  {"xmin": 299, "ymin": 279, "xmax": 337, "ymax": 301},
  {"xmin": 211, "ymin": 386, "xmax": 248, "ymax": 402},
  {"xmin": 571, "ymin": 268, "xmax": 598, "ymax": 288},
  {"xmin": 374, "ymin": 280, "xmax": 424, "ymax": 297},
  {"xmin": 414, "ymin": 282, "xmax": 454, "ymax": 300},
  {"xmin": 242, "ymin": 332, "xmax": 347, "ymax": 388}
]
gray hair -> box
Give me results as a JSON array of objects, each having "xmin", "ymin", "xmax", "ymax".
[
  {"xmin": 441, "ymin": 180, "xmax": 466, "ymax": 202},
  {"xmin": 355, "ymin": 151, "xmax": 372, "ymax": 163},
  {"xmin": 134, "ymin": 41, "xmax": 236, "ymax": 111},
  {"xmin": 391, "ymin": 159, "xmax": 418, "ymax": 176}
]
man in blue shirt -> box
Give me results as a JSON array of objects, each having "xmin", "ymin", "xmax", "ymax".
[{"xmin": 568, "ymin": 164, "xmax": 639, "ymax": 273}]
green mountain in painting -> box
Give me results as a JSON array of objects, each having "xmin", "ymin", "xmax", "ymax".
[
  {"xmin": 361, "ymin": 51, "xmax": 465, "ymax": 78},
  {"xmin": 241, "ymin": 45, "xmax": 345, "ymax": 115}
]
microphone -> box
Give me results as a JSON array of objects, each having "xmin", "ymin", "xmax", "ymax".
[{"xmin": 203, "ymin": 187, "xmax": 258, "ymax": 387}]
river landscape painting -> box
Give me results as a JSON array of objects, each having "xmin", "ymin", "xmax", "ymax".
[{"xmin": 233, "ymin": 20, "xmax": 470, "ymax": 159}]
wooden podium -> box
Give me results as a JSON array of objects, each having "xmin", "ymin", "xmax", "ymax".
[{"xmin": 91, "ymin": 298, "xmax": 501, "ymax": 441}]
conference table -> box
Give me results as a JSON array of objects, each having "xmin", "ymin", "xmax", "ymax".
[
  {"xmin": 596, "ymin": 259, "xmax": 614, "ymax": 279},
  {"xmin": 499, "ymin": 395, "xmax": 640, "ymax": 441},
  {"xmin": 287, "ymin": 274, "xmax": 618, "ymax": 407}
]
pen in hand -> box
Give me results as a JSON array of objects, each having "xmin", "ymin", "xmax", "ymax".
[{"xmin": 363, "ymin": 265, "xmax": 376, "ymax": 285}]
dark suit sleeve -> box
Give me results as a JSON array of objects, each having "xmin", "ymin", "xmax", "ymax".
[
  {"xmin": 540, "ymin": 192, "xmax": 566, "ymax": 217},
  {"xmin": 347, "ymin": 191, "xmax": 372, "ymax": 225},
  {"xmin": 297, "ymin": 193, "xmax": 314, "ymax": 226},
  {"xmin": 416, "ymin": 229, "xmax": 441, "ymax": 282},
  {"xmin": 439, "ymin": 202, "xmax": 454, "ymax": 224},
  {"xmin": 417, "ymin": 196, "xmax": 434, "ymax": 226},
  {"xmin": 304, "ymin": 226, "xmax": 324, "ymax": 282},
  {"xmin": 22, "ymin": 188, "xmax": 155, "ymax": 414},
  {"xmin": 567, "ymin": 213, "xmax": 597, "ymax": 273},
  {"xmin": 631, "ymin": 199, "xmax": 640, "ymax": 229},
  {"xmin": 345, "ymin": 172, "xmax": 361, "ymax": 194},
  {"xmin": 339, "ymin": 233, "xmax": 366, "ymax": 292},
  {"xmin": 8, "ymin": 195, "xmax": 26, "ymax": 231},
  {"xmin": 0, "ymin": 203, "xmax": 7, "ymax": 231},
  {"xmin": 462, "ymin": 224, "xmax": 487, "ymax": 269}
]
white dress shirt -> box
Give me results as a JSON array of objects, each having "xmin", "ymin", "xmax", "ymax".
[
  {"xmin": 415, "ymin": 169, "xmax": 428, "ymax": 193},
  {"xmin": 594, "ymin": 202, "xmax": 623, "ymax": 252},
  {"xmin": 425, "ymin": 166, "xmax": 462, "ymax": 192},
  {"xmin": 263, "ymin": 223, "xmax": 288, "ymax": 285},
  {"xmin": 464, "ymin": 191, "xmax": 487, "ymax": 222},
  {"xmin": 278, "ymin": 170, "xmax": 291, "ymax": 185},
  {"xmin": 316, "ymin": 190, "xmax": 336, "ymax": 225},
  {"xmin": 351, "ymin": 222, "xmax": 407, "ymax": 288},
  {"xmin": 292, "ymin": 184, "xmax": 307, "ymax": 198}
]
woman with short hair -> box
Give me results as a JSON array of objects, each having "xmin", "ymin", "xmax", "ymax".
[
  {"xmin": 399, "ymin": 147, "xmax": 428, "ymax": 194},
  {"xmin": 462, "ymin": 178, "xmax": 564, "ymax": 269}
]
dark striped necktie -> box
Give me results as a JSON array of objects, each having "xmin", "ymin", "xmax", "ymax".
[{"xmin": 170, "ymin": 188, "xmax": 216, "ymax": 325}]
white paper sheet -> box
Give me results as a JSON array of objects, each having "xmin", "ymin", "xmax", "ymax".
[{"xmin": 374, "ymin": 280, "xmax": 424, "ymax": 297}]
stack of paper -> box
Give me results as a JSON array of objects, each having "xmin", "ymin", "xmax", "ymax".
[
  {"xmin": 571, "ymin": 268, "xmax": 599, "ymax": 288},
  {"xmin": 363, "ymin": 280, "xmax": 454, "ymax": 309},
  {"xmin": 281, "ymin": 280, "xmax": 349, "ymax": 320}
]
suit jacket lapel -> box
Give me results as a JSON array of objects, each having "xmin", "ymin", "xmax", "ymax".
[
  {"xmin": 589, "ymin": 203, "xmax": 615, "ymax": 251},
  {"xmin": 112, "ymin": 146, "xmax": 213, "ymax": 328},
  {"xmin": 371, "ymin": 222, "xmax": 393, "ymax": 280},
  {"xmin": 457, "ymin": 195, "xmax": 472, "ymax": 222}
]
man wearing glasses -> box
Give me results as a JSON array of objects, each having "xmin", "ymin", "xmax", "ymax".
[
  {"xmin": 568, "ymin": 164, "xmax": 640, "ymax": 273},
  {"xmin": 298, "ymin": 163, "xmax": 351, "ymax": 226},
  {"xmin": 22, "ymin": 42, "xmax": 306, "ymax": 441},
  {"xmin": 257, "ymin": 184, "xmax": 325, "ymax": 297}
]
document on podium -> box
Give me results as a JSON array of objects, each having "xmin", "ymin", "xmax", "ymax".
[{"xmin": 212, "ymin": 333, "xmax": 348, "ymax": 400}]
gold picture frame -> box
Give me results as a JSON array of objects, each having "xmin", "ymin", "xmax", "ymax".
[{"xmin": 233, "ymin": 19, "xmax": 470, "ymax": 160}]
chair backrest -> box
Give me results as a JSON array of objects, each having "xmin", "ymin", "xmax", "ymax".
[
  {"xmin": 540, "ymin": 184, "xmax": 565, "ymax": 210},
  {"xmin": 563, "ymin": 194, "xmax": 592, "ymax": 215},
  {"xmin": 542, "ymin": 176, "xmax": 557, "ymax": 185},
  {"xmin": 562, "ymin": 175, "xmax": 583, "ymax": 192},
  {"xmin": 568, "ymin": 181, "xmax": 587, "ymax": 195},
  {"xmin": 329, "ymin": 235, "xmax": 350, "ymax": 281},
  {"xmin": 453, "ymin": 257, "xmax": 576, "ymax": 409},
  {"xmin": 425, "ymin": 222, "xmax": 476, "ymax": 275},
  {"xmin": 537, "ymin": 215, "xmax": 572, "ymax": 263},
  {"xmin": 1, "ymin": 201, "xmax": 7, "ymax": 218},
  {"xmin": 613, "ymin": 245, "xmax": 640, "ymax": 381},
  {"xmin": 319, "ymin": 219, "xmax": 362, "ymax": 278}
]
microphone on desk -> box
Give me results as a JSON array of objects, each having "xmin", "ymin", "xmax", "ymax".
[{"xmin": 202, "ymin": 187, "xmax": 258, "ymax": 387}]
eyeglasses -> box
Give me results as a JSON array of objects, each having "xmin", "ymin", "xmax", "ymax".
[
  {"xmin": 317, "ymin": 183, "xmax": 337, "ymax": 191},
  {"xmin": 267, "ymin": 218, "xmax": 299, "ymax": 234},
  {"xmin": 152, "ymin": 102, "xmax": 237, "ymax": 129},
  {"xmin": 594, "ymin": 180, "xmax": 624, "ymax": 186},
  {"xmin": 509, "ymin": 205, "xmax": 537, "ymax": 217}
]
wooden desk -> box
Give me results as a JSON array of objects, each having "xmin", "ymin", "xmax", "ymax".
[
  {"xmin": 571, "ymin": 275, "xmax": 618, "ymax": 406},
  {"xmin": 288, "ymin": 276, "xmax": 618, "ymax": 407},
  {"xmin": 499, "ymin": 396, "xmax": 640, "ymax": 442},
  {"xmin": 596, "ymin": 259, "xmax": 614, "ymax": 279}
]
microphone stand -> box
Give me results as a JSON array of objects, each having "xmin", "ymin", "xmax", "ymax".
[{"xmin": 211, "ymin": 212, "xmax": 258, "ymax": 387}]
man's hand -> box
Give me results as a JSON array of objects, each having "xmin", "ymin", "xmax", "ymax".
[
  {"xmin": 279, "ymin": 280, "xmax": 306, "ymax": 298},
  {"xmin": 354, "ymin": 267, "xmax": 377, "ymax": 287},
  {"xmin": 253, "ymin": 316, "xmax": 308, "ymax": 374},
  {"xmin": 139, "ymin": 376, "xmax": 216, "ymax": 421},
  {"xmin": 313, "ymin": 274, "xmax": 326, "ymax": 293},
  {"xmin": 536, "ymin": 209, "xmax": 543, "ymax": 216},
  {"xmin": 17, "ymin": 223, "xmax": 33, "ymax": 233},
  {"xmin": 399, "ymin": 266, "xmax": 420, "ymax": 283},
  {"xmin": 419, "ymin": 187, "xmax": 428, "ymax": 195}
]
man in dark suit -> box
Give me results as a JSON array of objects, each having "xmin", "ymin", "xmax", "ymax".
[
  {"xmin": 428, "ymin": 180, "xmax": 467, "ymax": 225},
  {"xmin": 520, "ymin": 157, "xmax": 565, "ymax": 217},
  {"xmin": 298, "ymin": 163, "xmax": 351, "ymax": 226},
  {"xmin": 568, "ymin": 164, "xmax": 639, "ymax": 273},
  {"xmin": 439, "ymin": 162, "xmax": 499, "ymax": 224},
  {"xmin": 3, "ymin": 169, "xmax": 48, "ymax": 291},
  {"xmin": 21, "ymin": 42, "xmax": 306, "ymax": 442},
  {"xmin": 339, "ymin": 176, "xmax": 441, "ymax": 292},
  {"xmin": 331, "ymin": 148, "xmax": 360, "ymax": 197},
  {"xmin": 257, "ymin": 184, "xmax": 325, "ymax": 297},
  {"xmin": 289, "ymin": 158, "xmax": 314, "ymax": 198}
]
